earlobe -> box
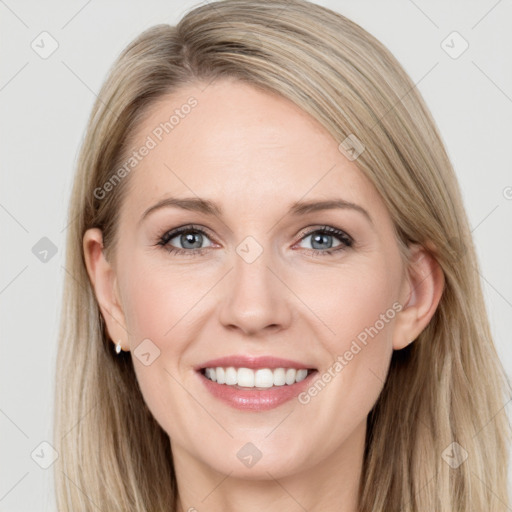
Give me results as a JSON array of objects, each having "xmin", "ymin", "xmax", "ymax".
[
  {"xmin": 392, "ymin": 244, "xmax": 445, "ymax": 351},
  {"xmin": 82, "ymin": 228, "xmax": 128, "ymax": 351}
]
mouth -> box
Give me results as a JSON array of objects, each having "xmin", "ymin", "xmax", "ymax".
[
  {"xmin": 195, "ymin": 365, "xmax": 319, "ymax": 411},
  {"xmin": 198, "ymin": 366, "xmax": 317, "ymax": 390}
]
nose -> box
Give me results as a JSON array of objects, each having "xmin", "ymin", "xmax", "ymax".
[{"xmin": 218, "ymin": 246, "xmax": 293, "ymax": 337}]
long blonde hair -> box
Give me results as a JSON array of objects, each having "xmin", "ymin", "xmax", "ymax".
[{"xmin": 54, "ymin": 0, "xmax": 511, "ymax": 510}]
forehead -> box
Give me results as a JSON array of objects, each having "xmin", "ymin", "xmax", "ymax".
[{"xmin": 120, "ymin": 78, "xmax": 388, "ymax": 225}]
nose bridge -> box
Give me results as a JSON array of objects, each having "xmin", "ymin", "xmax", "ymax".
[{"xmin": 218, "ymin": 234, "xmax": 291, "ymax": 335}]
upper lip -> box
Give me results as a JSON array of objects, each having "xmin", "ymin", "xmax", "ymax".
[{"xmin": 195, "ymin": 355, "xmax": 317, "ymax": 371}]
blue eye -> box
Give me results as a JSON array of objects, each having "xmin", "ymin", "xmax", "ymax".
[
  {"xmin": 156, "ymin": 225, "xmax": 213, "ymax": 257},
  {"xmin": 156, "ymin": 224, "xmax": 353, "ymax": 257},
  {"xmin": 296, "ymin": 226, "xmax": 353, "ymax": 256}
]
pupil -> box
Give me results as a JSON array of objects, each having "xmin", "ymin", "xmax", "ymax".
[
  {"xmin": 312, "ymin": 233, "xmax": 332, "ymax": 250},
  {"xmin": 182, "ymin": 232, "xmax": 202, "ymax": 249}
]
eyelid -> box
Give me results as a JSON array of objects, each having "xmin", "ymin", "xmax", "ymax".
[
  {"xmin": 157, "ymin": 224, "xmax": 217, "ymax": 246},
  {"xmin": 295, "ymin": 224, "xmax": 353, "ymax": 244}
]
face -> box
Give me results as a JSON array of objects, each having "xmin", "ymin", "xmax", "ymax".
[{"xmin": 85, "ymin": 78, "xmax": 438, "ymax": 481}]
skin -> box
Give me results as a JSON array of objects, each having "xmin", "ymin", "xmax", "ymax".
[{"xmin": 83, "ymin": 78, "xmax": 444, "ymax": 512}]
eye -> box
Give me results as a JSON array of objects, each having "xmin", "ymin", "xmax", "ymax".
[
  {"xmin": 295, "ymin": 226, "xmax": 353, "ymax": 257},
  {"xmin": 156, "ymin": 225, "xmax": 214, "ymax": 256}
]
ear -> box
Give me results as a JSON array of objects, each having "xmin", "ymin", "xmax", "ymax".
[
  {"xmin": 82, "ymin": 228, "xmax": 128, "ymax": 352},
  {"xmin": 392, "ymin": 243, "xmax": 445, "ymax": 351}
]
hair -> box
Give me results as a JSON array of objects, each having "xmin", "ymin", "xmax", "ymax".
[{"xmin": 53, "ymin": 0, "xmax": 511, "ymax": 510}]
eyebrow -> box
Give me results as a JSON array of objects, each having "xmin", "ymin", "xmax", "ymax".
[{"xmin": 140, "ymin": 196, "xmax": 373, "ymax": 226}]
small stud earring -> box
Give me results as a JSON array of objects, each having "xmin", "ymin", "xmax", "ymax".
[{"xmin": 115, "ymin": 342, "xmax": 122, "ymax": 354}]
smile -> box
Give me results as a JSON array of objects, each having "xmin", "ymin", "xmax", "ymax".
[
  {"xmin": 197, "ymin": 366, "xmax": 318, "ymax": 411},
  {"xmin": 201, "ymin": 366, "xmax": 314, "ymax": 388}
]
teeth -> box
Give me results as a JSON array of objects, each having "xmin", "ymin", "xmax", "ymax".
[{"xmin": 202, "ymin": 367, "xmax": 311, "ymax": 388}]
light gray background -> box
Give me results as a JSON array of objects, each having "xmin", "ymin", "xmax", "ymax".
[{"xmin": 1, "ymin": 1, "xmax": 511, "ymax": 510}]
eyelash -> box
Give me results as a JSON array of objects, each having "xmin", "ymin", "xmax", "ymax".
[{"xmin": 155, "ymin": 224, "xmax": 354, "ymax": 258}]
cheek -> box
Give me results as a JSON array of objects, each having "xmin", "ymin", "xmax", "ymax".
[
  {"xmin": 119, "ymin": 251, "xmax": 199, "ymax": 348},
  {"xmin": 300, "ymin": 256, "xmax": 400, "ymax": 348},
  {"xmin": 118, "ymin": 258, "xmax": 199, "ymax": 435},
  {"xmin": 294, "ymin": 258, "xmax": 400, "ymax": 412},
  {"xmin": 122, "ymin": 277, "xmax": 176, "ymax": 345}
]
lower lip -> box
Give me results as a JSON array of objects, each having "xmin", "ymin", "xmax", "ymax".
[{"xmin": 197, "ymin": 370, "xmax": 318, "ymax": 411}]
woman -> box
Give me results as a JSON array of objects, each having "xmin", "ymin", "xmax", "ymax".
[{"xmin": 54, "ymin": 0, "xmax": 511, "ymax": 510}]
